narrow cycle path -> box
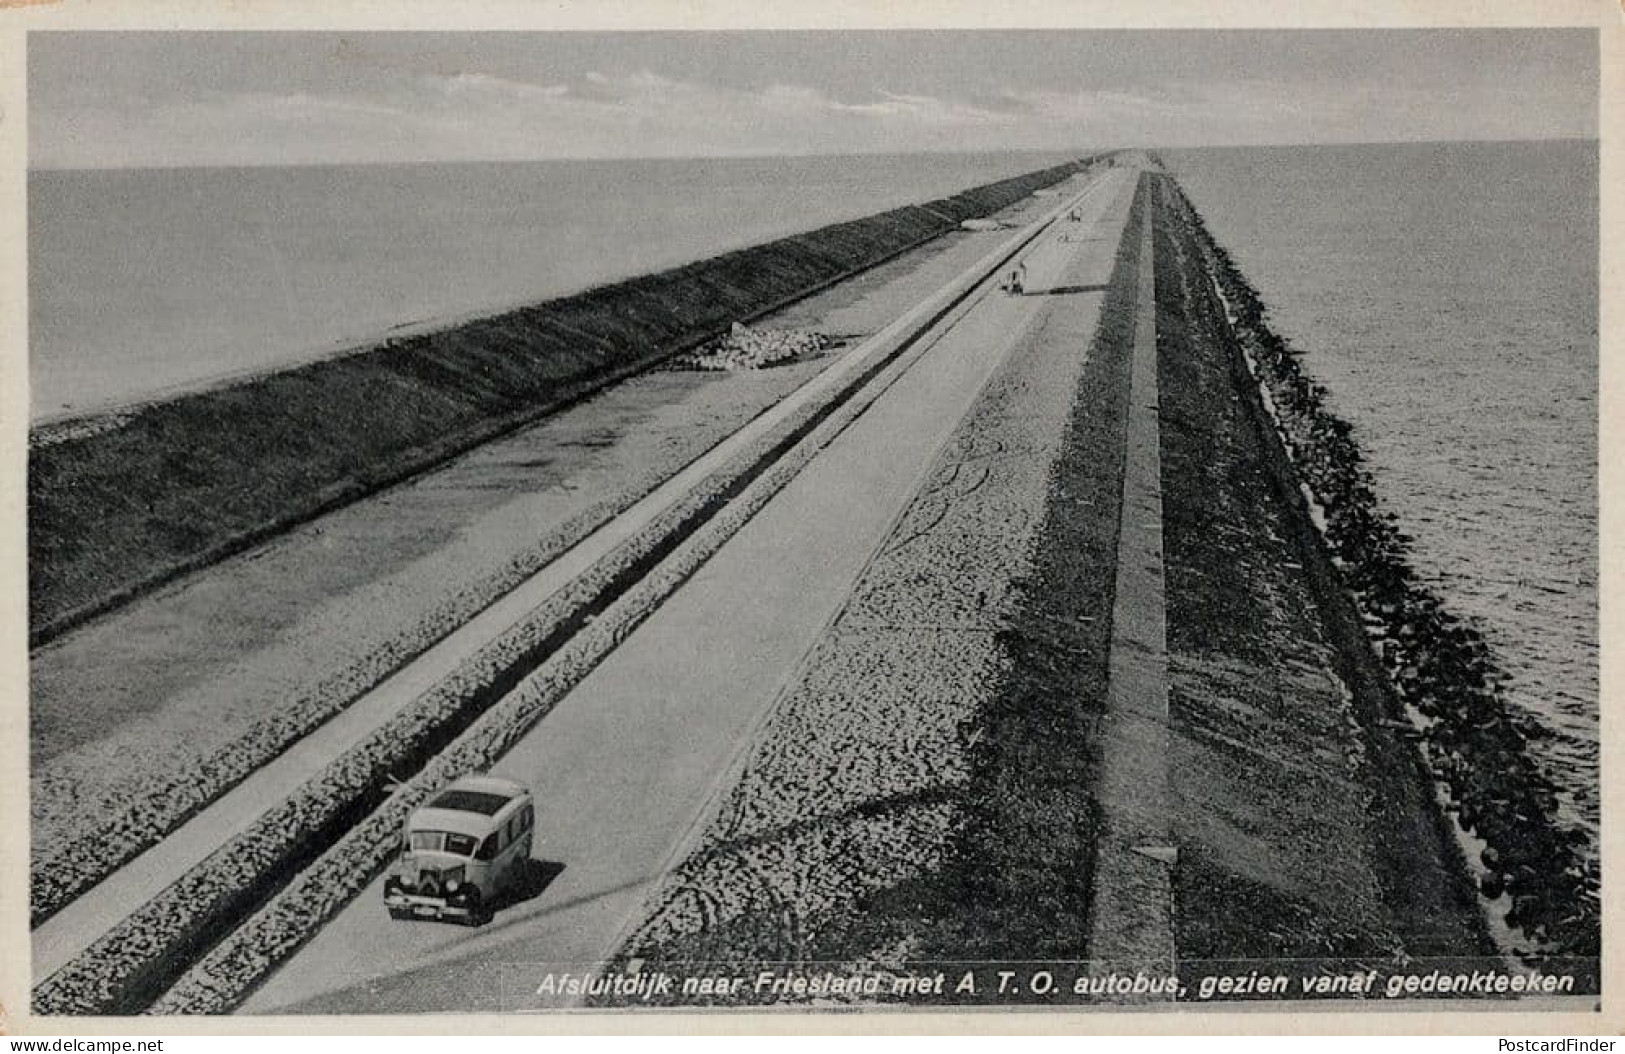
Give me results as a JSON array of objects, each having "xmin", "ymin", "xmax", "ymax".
[{"xmin": 1085, "ymin": 200, "xmax": 1175, "ymax": 977}]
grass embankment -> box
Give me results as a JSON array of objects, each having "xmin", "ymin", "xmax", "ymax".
[
  {"xmin": 31, "ymin": 161, "xmax": 1092, "ymax": 643},
  {"xmin": 1149, "ymin": 173, "xmax": 1498, "ymax": 975},
  {"xmin": 1162, "ymin": 177, "xmax": 1597, "ymax": 970},
  {"xmin": 879, "ymin": 175, "xmax": 1145, "ymax": 961}
]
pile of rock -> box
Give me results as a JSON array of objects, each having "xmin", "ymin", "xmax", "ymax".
[
  {"xmin": 1176, "ymin": 188, "xmax": 1599, "ymax": 962},
  {"xmin": 672, "ymin": 323, "xmax": 833, "ymax": 372},
  {"xmin": 30, "ymin": 413, "xmax": 132, "ymax": 452}
]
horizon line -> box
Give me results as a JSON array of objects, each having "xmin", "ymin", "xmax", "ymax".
[{"xmin": 27, "ymin": 135, "xmax": 1598, "ymax": 173}]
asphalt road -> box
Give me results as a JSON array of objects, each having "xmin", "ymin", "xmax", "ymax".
[
  {"xmin": 32, "ymin": 180, "xmax": 1070, "ymax": 980},
  {"xmin": 242, "ymin": 168, "xmax": 1136, "ymax": 1015}
]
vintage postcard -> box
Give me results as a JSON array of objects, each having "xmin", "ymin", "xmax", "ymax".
[{"xmin": 0, "ymin": 0, "xmax": 1615, "ymax": 1035}]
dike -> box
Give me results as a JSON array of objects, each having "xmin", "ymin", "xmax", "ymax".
[
  {"xmin": 1156, "ymin": 172, "xmax": 1597, "ymax": 970},
  {"xmin": 30, "ymin": 157, "xmax": 1097, "ymax": 645},
  {"xmin": 36, "ymin": 178, "xmax": 1100, "ymax": 1016}
]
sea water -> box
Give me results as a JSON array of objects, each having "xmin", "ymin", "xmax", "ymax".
[
  {"xmin": 28, "ymin": 150, "xmax": 1078, "ymax": 419},
  {"xmin": 1165, "ymin": 140, "xmax": 1598, "ymax": 855}
]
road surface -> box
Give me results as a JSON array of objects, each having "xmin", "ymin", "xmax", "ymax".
[{"xmin": 242, "ymin": 168, "xmax": 1137, "ymax": 1015}]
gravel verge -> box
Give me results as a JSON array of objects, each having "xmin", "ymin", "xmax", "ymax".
[{"xmin": 594, "ymin": 178, "xmax": 1147, "ymax": 1007}]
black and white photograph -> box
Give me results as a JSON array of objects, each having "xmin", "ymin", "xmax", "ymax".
[{"xmin": 6, "ymin": 2, "xmax": 1610, "ymax": 1027}]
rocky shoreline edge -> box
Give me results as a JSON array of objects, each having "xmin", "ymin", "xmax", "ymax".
[{"xmin": 1168, "ymin": 178, "xmax": 1598, "ymax": 963}]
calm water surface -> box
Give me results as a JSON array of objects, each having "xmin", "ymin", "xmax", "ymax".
[
  {"xmin": 29, "ymin": 151, "xmax": 1077, "ymax": 418},
  {"xmin": 1166, "ymin": 140, "xmax": 1598, "ymax": 853}
]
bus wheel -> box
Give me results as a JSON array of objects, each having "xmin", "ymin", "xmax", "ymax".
[{"xmin": 460, "ymin": 894, "xmax": 491, "ymax": 927}]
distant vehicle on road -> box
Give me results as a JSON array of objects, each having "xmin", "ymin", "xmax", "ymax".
[
  {"xmin": 1005, "ymin": 260, "xmax": 1028, "ymax": 295},
  {"xmin": 383, "ymin": 774, "xmax": 534, "ymax": 925}
]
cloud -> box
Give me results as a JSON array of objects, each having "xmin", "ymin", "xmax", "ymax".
[
  {"xmin": 34, "ymin": 69, "xmax": 1052, "ymax": 167},
  {"xmin": 434, "ymin": 71, "xmax": 570, "ymax": 101},
  {"xmin": 28, "ymin": 63, "xmax": 1594, "ymax": 169}
]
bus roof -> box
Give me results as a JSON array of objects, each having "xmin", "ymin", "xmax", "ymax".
[{"xmin": 408, "ymin": 774, "xmax": 528, "ymax": 834}]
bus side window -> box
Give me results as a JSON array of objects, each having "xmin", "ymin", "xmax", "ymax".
[
  {"xmin": 475, "ymin": 832, "xmax": 500, "ymax": 862},
  {"xmin": 521, "ymin": 804, "xmax": 534, "ymax": 832}
]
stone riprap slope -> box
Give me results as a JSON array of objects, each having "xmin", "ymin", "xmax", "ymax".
[
  {"xmin": 601, "ymin": 176, "xmax": 1147, "ymax": 1005},
  {"xmin": 31, "ymin": 160, "xmax": 1094, "ymax": 643},
  {"xmin": 1148, "ymin": 174, "xmax": 1497, "ymax": 972},
  {"xmin": 1162, "ymin": 175, "xmax": 1597, "ymax": 967}
]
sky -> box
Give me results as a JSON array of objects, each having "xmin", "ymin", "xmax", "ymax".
[{"xmin": 28, "ymin": 30, "xmax": 1599, "ymax": 168}]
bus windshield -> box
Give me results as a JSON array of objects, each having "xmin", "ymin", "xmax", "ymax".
[{"xmin": 408, "ymin": 830, "xmax": 479, "ymax": 856}]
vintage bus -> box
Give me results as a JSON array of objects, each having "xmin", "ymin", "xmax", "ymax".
[{"xmin": 383, "ymin": 773, "xmax": 535, "ymax": 925}]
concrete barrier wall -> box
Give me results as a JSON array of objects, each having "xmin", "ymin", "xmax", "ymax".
[{"xmin": 30, "ymin": 159, "xmax": 1093, "ymax": 643}]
